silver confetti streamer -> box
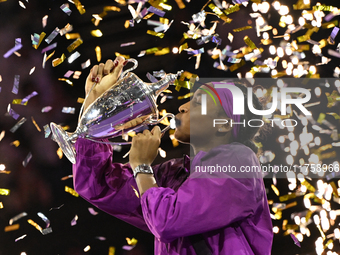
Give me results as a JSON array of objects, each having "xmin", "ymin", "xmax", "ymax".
[
  {"xmin": 45, "ymin": 27, "xmax": 60, "ymax": 44},
  {"xmin": 68, "ymin": 51, "xmax": 80, "ymax": 63},
  {"xmin": 9, "ymin": 212, "xmax": 27, "ymax": 225},
  {"xmin": 22, "ymin": 152, "xmax": 32, "ymax": 167},
  {"xmin": 12, "ymin": 75, "xmax": 20, "ymax": 94},
  {"xmin": 10, "ymin": 117, "xmax": 26, "ymax": 133}
]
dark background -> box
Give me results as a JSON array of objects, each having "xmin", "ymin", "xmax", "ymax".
[{"xmin": 0, "ymin": 0, "xmax": 340, "ymax": 254}]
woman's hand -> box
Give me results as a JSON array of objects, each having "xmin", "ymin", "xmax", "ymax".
[
  {"xmin": 83, "ymin": 56, "xmax": 126, "ymax": 111},
  {"xmin": 129, "ymin": 126, "xmax": 162, "ymax": 171}
]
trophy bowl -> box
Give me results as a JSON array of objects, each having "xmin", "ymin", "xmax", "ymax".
[{"xmin": 50, "ymin": 59, "xmax": 181, "ymax": 164}]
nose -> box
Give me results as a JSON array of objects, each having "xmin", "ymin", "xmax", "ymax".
[{"xmin": 178, "ymin": 101, "xmax": 190, "ymax": 113}]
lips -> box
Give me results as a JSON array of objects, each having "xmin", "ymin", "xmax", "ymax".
[{"xmin": 175, "ymin": 117, "xmax": 181, "ymax": 127}]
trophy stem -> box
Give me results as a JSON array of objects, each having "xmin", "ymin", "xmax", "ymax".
[{"xmin": 50, "ymin": 122, "xmax": 77, "ymax": 164}]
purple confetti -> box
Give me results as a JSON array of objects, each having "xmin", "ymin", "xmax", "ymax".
[
  {"xmin": 187, "ymin": 48, "xmax": 204, "ymax": 55},
  {"xmin": 71, "ymin": 215, "xmax": 78, "ymax": 226},
  {"xmin": 329, "ymin": 27, "xmax": 340, "ymax": 44},
  {"xmin": 146, "ymin": 72, "xmax": 158, "ymax": 83},
  {"xmin": 3, "ymin": 38, "xmax": 22, "ymax": 58},
  {"xmin": 12, "ymin": 75, "xmax": 20, "ymax": 94},
  {"xmin": 64, "ymin": 70, "xmax": 74, "ymax": 78},
  {"xmin": 290, "ymin": 233, "xmax": 301, "ymax": 247},
  {"xmin": 7, "ymin": 105, "xmax": 20, "ymax": 120},
  {"xmin": 21, "ymin": 91, "xmax": 38, "ymax": 105},
  {"xmin": 42, "ymin": 106, "xmax": 52, "ymax": 113},
  {"xmin": 148, "ymin": 6, "xmax": 165, "ymax": 17},
  {"xmin": 88, "ymin": 207, "xmax": 98, "ymax": 215},
  {"xmin": 41, "ymin": 42, "xmax": 57, "ymax": 54}
]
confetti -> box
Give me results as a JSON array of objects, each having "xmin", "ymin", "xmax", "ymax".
[
  {"xmin": 31, "ymin": 116, "xmax": 41, "ymax": 132},
  {"xmin": 57, "ymin": 147, "xmax": 63, "ymax": 159},
  {"xmin": 52, "ymin": 53, "xmax": 66, "ymax": 67},
  {"xmin": 10, "ymin": 140, "xmax": 20, "ymax": 147},
  {"xmin": 91, "ymin": 29, "xmax": 103, "ymax": 37},
  {"xmin": 88, "ymin": 207, "xmax": 98, "ymax": 215},
  {"xmin": 81, "ymin": 59, "xmax": 91, "ymax": 69},
  {"xmin": 18, "ymin": 1, "xmax": 26, "ymax": 9},
  {"xmin": 21, "ymin": 91, "xmax": 38, "ymax": 105},
  {"xmin": 68, "ymin": 51, "xmax": 81, "ymax": 63},
  {"xmin": 233, "ymin": 26, "xmax": 252, "ymax": 32},
  {"xmin": 147, "ymin": 30, "xmax": 165, "ymax": 38},
  {"xmin": 65, "ymin": 33, "xmax": 80, "ymax": 40},
  {"xmin": 29, "ymin": 66, "xmax": 36, "ymax": 75},
  {"xmin": 67, "ymin": 38, "xmax": 83, "ymax": 52},
  {"xmin": 27, "ymin": 219, "xmax": 42, "ymax": 233},
  {"xmin": 9, "ymin": 212, "xmax": 27, "ymax": 225},
  {"xmin": 84, "ymin": 245, "xmax": 91, "ymax": 252},
  {"xmin": 22, "ymin": 152, "xmax": 32, "ymax": 167},
  {"xmin": 95, "ymin": 46, "xmax": 101, "ymax": 62},
  {"xmin": 120, "ymin": 42, "xmax": 135, "ymax": 47},
  {"xmin": 12, "ymin": 75, "xmax": 20, "ymax": 94},
  {"xmin": 73, "ymin": 0, "xmax": 86, "ymax": 14},
  {"xmin": 60, "ymin": 23, "xmax": 73, "ymax": 36},
  {"xmin": 4, "ymin": 38, "xmax": 22, "ymax": 58},
  {"xmin": 41, "ymin": 106, "xmax": 52, "ymax": 113},
  {"xmin": 10, "ymin": 117, "xmax": 27, "ymax": 133},
  {"xmin": 62, "ymin": 107, "xmax": 75, "ymax": 114},
  {"xmin": 328, "ymin": 27, "xmax": 339, "ymax": 45},
  {"xmin": 73, "ymin": 71, "xmax": 81, "ymax": 79},
  {"xmin": 108, "ymin": 246, "xmax": 115, "ymax": 255},
  {"xmin": 61, "ymin": 175, "xmax": 73, "ymax": 181},
  {"xmin": 15, "ymin": 234, "xmax": 27, "ymax": 242},
  {"xmin": 0, "ymin": 130, "xmax": 4, "ymax": 141},
  {"xmin": 60, "ymin": 3, "xmax": 72, "ymax": 16},
  {"xmin": 65, "ymin": 186, "xmax": 79, "ymax": 197},
  {"xmin": 42, "ymin": 15, "xmax": 48, "ymax": 28},
  {"xmin": 41, "ymin": 43, "xmax": 57, "ymax": 54},
  {"xmin": 0, "ymin": 189, "xmax": 10, "ymax": 196},
  {"xmin": 290, "ymin": 233, "xmax": 301, "ymax": 247},
  {"xmin": 71, "ymin": 215, "xmax": 78, "ymax": 226},
  {"xmin": 64, "ymin": 70, "xmax": 74, "ymax": 78},
  {"xmin": 7, "ymin": 104, "xmax": 20, "ymax": 120},
  {"xmin": 37, "ymin": 212, "xmax": 50, "ymax": 228},
  {"xmin": 4, "ymin": 224, "xmax": 19, "ymax": 232},
  {"xmin": 45, "ymin": 27, "xmax": 60, "ymax": 44},
  {"xmin": 0, "ymin": 202, "xmax": 3, "ymax": 208},
  {"xmin": 49, "ymin": 204, "xmax": 64, "ymax": 211}
]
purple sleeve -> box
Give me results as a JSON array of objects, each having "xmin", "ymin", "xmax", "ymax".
[
  {"xmin": 140, "ymin": 176, "xmax": 261, "ymax": 243},
  {"xmin": 72, "ymin": 138, "xmax": 151, "ymax": 233}
]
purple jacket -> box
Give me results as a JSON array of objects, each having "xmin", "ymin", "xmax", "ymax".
[{"xmin": 73, "ymin": 138, "xmax": 273, "ymax": 255}]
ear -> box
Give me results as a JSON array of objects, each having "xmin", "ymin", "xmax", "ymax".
[{"xmin": 217, "ymin": 118, "xmax": 233, "ymax": 133}]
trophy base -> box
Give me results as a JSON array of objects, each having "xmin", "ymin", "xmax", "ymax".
[{"xmin": 50, "ymin": 122, "xmax": 76, "ymax": 164}]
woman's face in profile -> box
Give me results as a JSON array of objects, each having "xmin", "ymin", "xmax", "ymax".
[{"xmin": 174, "ymin": 85, "xmax": 229, "ymax": 144}]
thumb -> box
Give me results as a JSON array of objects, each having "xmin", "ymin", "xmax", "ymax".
[{"xmin": 151, "ymin": 125, "xmax": 161, "ymax": 137}]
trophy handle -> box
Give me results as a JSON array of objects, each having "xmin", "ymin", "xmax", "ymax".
[
  {"xmin": 86, "ymin": 113, "xmax": 175, "ymax": 146},
  {"xmin": 120, "ymin": 59, "xmax": 138, "ymax": 79}
]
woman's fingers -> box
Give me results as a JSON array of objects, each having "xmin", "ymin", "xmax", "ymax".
[
  {"xmin": 104, "ymin": 59, "xmax": 114, "ymax": 75},
  {"xmin": 95, "ymin": 63, "xmax": 105, "ymax": 83},
  {"xmin": 112, "ymin": 56, "xmax": 126, "ymax": 80},
  {"xmin": 114, "ymin": 115, "xmax": 149, "ymax": 130},
  {"xmin": 91, "ymin": 65, "xmax": 99, "ymax": 82}
]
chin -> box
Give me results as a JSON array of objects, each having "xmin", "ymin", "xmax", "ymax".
[{"xmin": 174, "ymin": 129, "xmax": 190, "ymax": 144}]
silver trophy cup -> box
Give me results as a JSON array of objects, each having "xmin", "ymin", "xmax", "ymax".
[{"xmin": 50, "ymin": 59, "xmax": 181, "ymax": 164}]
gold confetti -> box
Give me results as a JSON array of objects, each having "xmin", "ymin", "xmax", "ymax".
[
  {"xmin": 108, "ymin": 246, "xmax": 116, "ymax": 255},
  {"xmin": 73, "ymin": 0, "xmax": 86, "ymax": 14},
  {"xmin": 103, "ymin": 6, "xmax": 121, "ymax": 12},
  {"xmin": 0, "ymin": 202, "xmax": 3, "ymax": 209},
  {"xmin": 95, "ymin": 46, "xmax": 102, "ymax": 62},
  {"xmin": 65, "ymin": 33, "xmax": 81, "ymax": 40},
  {"xmin": 10, "ymin": 140, "xmax": 20, "ymax": 147},
  {"xmin": 0, "ymin": 189, "xmax": 10, "ymax": 196},
  {"xmin": 67, "ymin": 38, "xmax": 83, "ymax": 53},
  {"xmin": 58, "ymin": 78, "xmax": 73, "ymax": 86},
  {"xmin": 131, "ymin": 185, "xmax": 139, "ymax": 198},
  {"xmin": 126, "ymin": 237, "xmax": 138, "ymax": 246},
  {"xmin": 233, "ymin": 26, "xmax": 252, "ymax": 32},
  {"xmin": 77, "ymin": 98, "xmax": 84, "ymax": 104},
  {"xmin": 32, "ymin": 32, "xmax": 46, "ymax": 49},
  {"xmin": 91, "ymin": 29, "xmax": 103, "ymax": 37},
  {"xmin": 124, "ymin": 20, "xmax": 130, "ymax": 28},
  {"xmin": 179, "ymin": 42, "xmax": 188, "ymax": 53},
  {"xmin": 208, "ymin": 3, "xmax": 232, "ymax": 23},
  {"xmin": 293, "ymin": 0, "xmax": 310, "ymax": 10},
  {"xmin": 61, "ymin": 175, "xmax": 73, "ymax": 181},
  {"xmin": 115, "ymin": 52, "xmax": 130, "ymax": 59},
  {"xmin": 147, "ymin": 30, "xmax": 165, "ymax": 38},
  {"xmin": 154, "ymin": 47, "xmax": 170, "ymax": 56},
  {"xmin": 244, "ymin": 36, "xmax": 257, "ymax": 50},
  {"xmin": 52, "ymin": 53, "xmax": 66, "ymax": 67},
  {"xmin": 177, "ymin": 92, "xmax": 193, "ymax": 100},
  {"xmin": 279, "ymin": 193, "xmax": 296, "ymax": 202},
  {"xmin": 27, "ymin": 219, "xmax": 43, "ymax": 232},
  {"xmin": 313, "ymin": 5, "xmax": 334, "ymax": 11},
  {"xmin": 73, "ymin": 71, "xmax": 82, "ymax": 79},
  {"xmin": 322, "ymin": 20, "xmax": 338, "ymax": 29},
  {"xmin": 12, "ymin": 99, "xmax": 27, "ymax": 105},
  {"xmin": 57, "ymin": 148, "xmax": 63, "ymax": 159},
  {"xmin": 4, "ymin": 224, "xmax": 19, "ymax": 232},
  {"xmin": 174, "ymin": 0, "xmax": 185, "ymax": 9},
  {"xmin": 31, "ymin": 116, "xmax": 41, "ymax": 132},
  {"xmin": 271, "ymin": 184, "xmax": 280, "ymax": 196},
  {"xmin": 229, "ymin": 59, "xmax": 246, "ymax": 72},
  {"xmin": 301, "ymin": 180, "xmax": 315, "ymax": 193},
  {"xmin": 224, "ymin": 4, "xmax": 240, "ymax": 15},
  {"xmin": 330, "ymin": 182, "xmax": 339, "ymax": 198},
  {"xmin": 65, "ymin": 186, "xmax": 79, "ymax": 197}
]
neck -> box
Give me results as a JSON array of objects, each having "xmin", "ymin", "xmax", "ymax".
[{"xmin": 191, "ymin": 132, "xmax": 233, "ymax": 155}]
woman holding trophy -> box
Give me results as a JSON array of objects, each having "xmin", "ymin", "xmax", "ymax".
[{"xmin": 70, "ymin": 56, "xmax": 273, "ymax": 255}]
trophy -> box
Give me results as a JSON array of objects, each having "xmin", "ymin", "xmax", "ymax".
[{"xmin": 50, "ymin": 58, "xmax": 182, "ymax": 164}]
